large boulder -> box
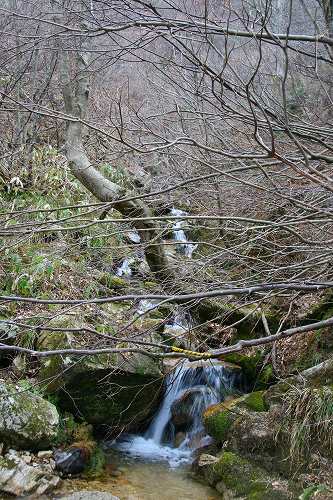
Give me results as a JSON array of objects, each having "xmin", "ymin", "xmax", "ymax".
[
  {"xmin": 204, "ymin": 375, "xmax": 333, "ymax": 483},
  {"xmin": 37, "ymin": 312, "xmax": 163, "ymax": 394},
  {"xmin": 197, "ymin": 451, "xmax": 293, "ymax": 499},
  {"xmin": 36, "ymin": 311, "xmax": 164, "ymax": 433},
  {"xmin": 0, "ymin": 381, "xmax": 59, "ymax": 450},
  {"xmin": 0, "ymin": 450, "xmax": 60, "ymax": 497},
  {"xmin": 36, "ymin": 315, "xmax": 119, "ymax": 393},
  {"xmin": 203, "ymin": 391, "xmax": 268, "ymax": 444},
  {"xmin": 199, "ymin": 361, "xmax": 333, "ymax": 496},
  {"xmin": 203, "ymin": 391, "xmax": 293, "ymax": 476},
  {"xmin": 57, "ymin": 368, "xmax": 163, "ymax": 432}
]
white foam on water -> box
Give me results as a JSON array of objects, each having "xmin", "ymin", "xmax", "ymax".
[
  {"xmin": 115, "ymin": 435, "xmax": 192, "ymax": 468},
  {"xmin": 137, "ymin": 299, "xmax": 158, "ymax": 316},
  {"xmin": 170, "ymin": 208, "xmax": 197, "ymax": 258},
  {"xmin": 164, "ymin": 310, "xmax": 190, "ymax": 336},
  {"xmin": 114, "ymin": 360, "xmax": 240, "ymax": 467},
  {"xmin": 116, "ymin": 258, "xmax": 133, "ymax": 277},
  {"xmin": 127, "ymin": 231, "xmax": 141, "ymax": 243}
]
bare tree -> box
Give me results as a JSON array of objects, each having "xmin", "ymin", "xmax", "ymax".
[{"xmin": 0, "ymin": 0, "xmax": 333, "ymax": 364}]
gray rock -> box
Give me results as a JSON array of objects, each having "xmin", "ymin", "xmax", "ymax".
[
  {"xmin": 38, "ymin": 450, "xmax": 53, "ymax": 459},
  {"xmin": 197, "ymin": 453, "xmax": 219, "ymax": 468},
  {"xmin": 57, "ymin": 368, "xmax": 162, "ymax": 431},
  {"xmin": 21, "ymin": 453, "xmax": 33, "ymax": 464},
  {"xmin": 171, "ymin": 387, "xmax": 202, "ymax": 427},
  {"xmin": 0, "ymin": 382, "xmax": 59, "ymax": 450},
  {"xmin": 54, "ymin": 448, "xmax": 89, "ymax": 476},
  {"xmin": 0, "ymin": 321, "xmax": 18, "ymax": 341},
  {"xmin": 58, "ymin": 492, "xmax": 119, "ymax": 500},
  {"xmin": 0, "ymin": 452, "xmax": 60, "ymax": 496}
]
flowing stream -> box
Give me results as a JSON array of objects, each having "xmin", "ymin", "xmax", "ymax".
[
  {"xmin": 99, "ymin": 211, "xmax": 230, "ymax": 498},
  {"xmin": 113, "ymin": 360, "xmax": 240, "ymax": 468},
  {"xmin": 170, "ymin": 208, "xmax": 197, "ymax": 258},
  {"xmin": 44, "ymin": 362, "xmax": 233, "ymax": 499},
  {"xmin": 116, "ymin": 207, "xmax": 196, "ymax": 278},
  {"xmin": 116, "ymin": 258, "xmax": 133, "ymax": 277}
]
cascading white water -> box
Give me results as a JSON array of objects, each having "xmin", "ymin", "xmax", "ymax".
[
  {"xmin": 137, "ymin": 299, "xmax": 159, "ymax": 315},
  {"xmin": 115, "ymin": 360, "xmax": 240, "ymax": 467},
  {"xmin": 126, "ymin": 230, "xmax": 141, "ymax": 244},
  {"xmin": 113, "ymin": 212, "xmax": 235, "ymax": 467},
  {"xmin": 170, "ymin": 208, "xmax": 197, "ymax": 258},
  {"xmin": 116, "ymin": 258, "xmax": 133, "ymax": 277},
  {"xmin": 116, "ymin": 209, "xmax": 196, "ymax": 281},
  {"xmin": 164, "ymin": 310, "xmax": 190, "ymax": 337}
]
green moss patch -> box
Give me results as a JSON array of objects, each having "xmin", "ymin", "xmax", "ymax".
[
  {"xmin": 84, "ymin": 445, "xmax": 106, "ymax": 479},
  {"xmin": 211, "ymin": 452, "xmax": 289, "ymax": 499},
  {"xmin": 203, "ymin": 403, "xmax": 236, "ymax": 443},
  {"xmin": 242, "ymin": 391, "xmax": 268, "ymax": 412},
  {"xmin": 103, "ymin": 275, "xmax": 128, "ymax": 289}
]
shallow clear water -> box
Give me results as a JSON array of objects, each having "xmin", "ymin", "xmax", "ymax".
[
  {"xmin": 107, "ymin": 454, "xmax": 219, "ymax": 500},
  {"xmin": 58, "ymin": 450, "xmax": 219, "ymax": 500},
  {"xmin": 54, "ymin": 361, "xmax": 242, "ymax": 499}
]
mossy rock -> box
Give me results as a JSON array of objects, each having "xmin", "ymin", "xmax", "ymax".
[
  {"xmin": 57, "ymin": 368, "xmax": 163, "ymax": 432},
  {"xmin": 37, "ymin": 331, "xmax": 73, "ymax": 392},
  {"xmin": 300, "ymin": 292, "xmax": 333, "ymax": 324},
  {"xmin": 221, "ymin": 405, "xmax": 286, "ymax": 473},
  {"xmin": 204, "ymin": 392, "xmax": 268, "ymax": 445},
  {"xmin": 143, "ymin": 281, "xmax": 158, "ymax": 289},
  {"xmin": 36, "ymin": 313, "xmax": 128, "ymax": 393},
  {"xmin": 114, "ymin": 351, "xmax": 163, "ymax": 377},
  {"xmin": 203, "ymin": 400, "xmax": 239, "ymax": 443},
  {"xmin": 100, "ymin": 302, "xmax": 129, "ymax": 320},
  {"xmin": 104, "ymin": 275, "xmax": 128, "ymax": 289},
  {"xmin": 196, "ymin": 299, "xmax": 260, "ymax": 328},
  {"xmin": 205, "ymin": 451, "xmax": 291, "ymax": 499},
  {"xmin": 196, "ymin": 300, "xmax": 279, "ymax": 341},
  {"xmin": 296, "ymin": 293, "xmax": 333, "ymax": 368},
  {"xmin": 37, "ymin": 329, "xmax": 118, "ymax": 393},
  {"xmin": 241, "ymin": 391, "xmax": 268, "ymax": 412},
  {"xmin": 223, "ymin": 353, "xmax": 274, "ymax": 389},
  {"xmin": 0, "ymin": 381, "xmax": 59, "ymax": 450},
  {"xmin": 264, "ymin": 376, "xmax": 300, "ymax": 407}
]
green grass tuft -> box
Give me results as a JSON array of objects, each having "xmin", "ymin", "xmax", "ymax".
[{"xmin": 279, "ymin": 385, "xmax": 333, "ymax": 469}]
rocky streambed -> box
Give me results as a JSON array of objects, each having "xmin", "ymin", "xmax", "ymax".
[{"xmin": 1, "ymin": 357, "xmax": 333, "ymax": 499}]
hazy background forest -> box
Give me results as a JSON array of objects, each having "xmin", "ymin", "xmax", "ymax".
[{"xmin": 0, "ymin": 1, "xmax": 333, "ymax": 499}]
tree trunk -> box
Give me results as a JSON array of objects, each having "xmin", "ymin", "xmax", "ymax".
[{"xmin": 60, "ymin": 50, "xmax": 173, "ymax": 282}]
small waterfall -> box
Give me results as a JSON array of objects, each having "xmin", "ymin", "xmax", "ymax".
[
  {"xmin": 114, "ymin": 360, "xmax": 240, "ymax": 467},
  {"xmin": 137, "ymin": 299, "xmax": 159, "ymax": 315},
  {"xmin": 126, "ymin": 230, "xmax": 141, "ymax": 244},
  {"xmin": 116, "ymin": 258, "xmax": 133, "ymax": 277},
  {"xmin": 170, "ymin": 208, "xmax": 197, "ymax": 258},
  {"xmin": 164, "ymin": 310, "xmax": 190, "ymax": 336}
]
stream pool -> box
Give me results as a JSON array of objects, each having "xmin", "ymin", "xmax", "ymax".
[
  {"xmin": 56, "ymin": 449, "xmax": 219, "ymax": 500},
  {"xmin": 55, "ymin": 359, "xmax": 238, "ymax": 500}
]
